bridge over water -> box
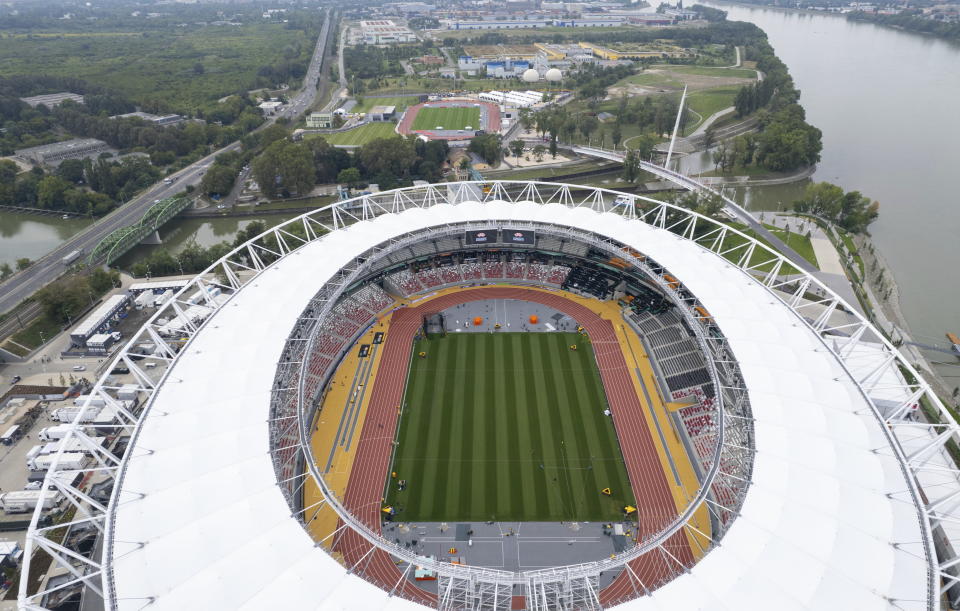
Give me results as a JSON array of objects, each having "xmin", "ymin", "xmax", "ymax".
[{"xmin": 87, "ymin": 196, "xmax": 194, "ymax": 266}]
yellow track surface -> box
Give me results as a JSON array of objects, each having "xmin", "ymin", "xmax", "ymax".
[{"xmin": 304, "ymin": 319, "xmax": 392, "ymax": 547}]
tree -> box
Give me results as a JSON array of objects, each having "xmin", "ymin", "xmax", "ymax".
[
  {"xmin": 579, "ymin": 116, "xmax": 598, "ymax": 141},
  {"xmin": 509, "ymin": 139, "xmax": 525, "ymax": 161},
  {"xmin": 36, "ymin": 175, "xmax": 71, "ymax": 209},
  {"xmin": 611, "ymin": 124, "xmax": 622, "ymax": 149},
  {"xmin": 89, "ymin": 268, "xmax": 120, "ymax": 293},
  {"xmin": 337, "ymin": 167, "xmax": 362, "ymax": 187},
  {"xmin": 36, "ymin": 276, "xmax": 90, "ymax": 324},
  {"xmin": 57, "ymin": 159, "xmax": 85, "ymax": 184},
  {"xmin": 358, "ymin": 137, "xmax": 416, "ymax": 179},
  {"xmin": 631, "ymin": 134, "xmax": 656, "ymax": 162},
  {"xmin": 16, "ymin": 257, "xmax": 31, "ymax": 271},
  {"xmin": 702, "ymin": 124, "xmax": 717, "ymax": 150},
  {"xmin": 200, "ymin": 165, "xmax": 236, "ymax": 198},
  {"xmin": 0, "ymin": 160, "xmax": 17, "ymax": 185},
  {"xmin": 468, "ymin": 134, "xmax": 503, "ymax": 165},
  {"xmin": 193, "ymin": 62, "xmax": 205, "ymax": 75},
  {"xmin": 532, "ymin": 144, "xmax": 546, "ymax": 162},
  {"xmin": 0, "ymin": 263, "xmax": 11, "ymax": 281},
  {"xmin": 252, "ymin": 139, "xmax": 315, "ymax": 198}
]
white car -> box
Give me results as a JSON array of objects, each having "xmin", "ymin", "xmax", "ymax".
[{"xmin": 72, "ymin": 365, "xmax": 86, "ymax": 372}]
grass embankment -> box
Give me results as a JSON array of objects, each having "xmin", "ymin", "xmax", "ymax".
[
  {"xmin": 386, "ymin": 332, "xmax": 636, "ymax": 522},
  {"xmin": 310, "ymin": 122, "xmax": 399, "ymax": 146},
  {"xmin": 1, "ymin": 315, "xmax": 62, "ymax": 356},
  {"xmin": 710, "ymin": 221, "xmax": 818, "ymax": 272}
]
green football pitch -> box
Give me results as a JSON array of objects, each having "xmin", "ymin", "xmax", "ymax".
[
  {"xmin": 385, "ymin": 332, "xmax": 636, "ymax": 522},
  {"xmin": 410, "ymin": 106, "xmax": 481, "ymax": 131}
]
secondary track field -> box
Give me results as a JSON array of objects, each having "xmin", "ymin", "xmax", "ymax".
[{"xmin": 335, "ymin": 287, "xmax": 693, "ymax": 604}]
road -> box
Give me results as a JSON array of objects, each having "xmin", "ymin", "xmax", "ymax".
[{"xmin": 0, "ymin": 9, "xmax": 336, "ymax": 317}]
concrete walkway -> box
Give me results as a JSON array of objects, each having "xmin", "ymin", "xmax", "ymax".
[{"xmin": 769, "ymin": 213, "xmax": 863, "ymax": 316}]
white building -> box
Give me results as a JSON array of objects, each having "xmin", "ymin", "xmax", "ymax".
[
  {"xmin": 258, "ymin": 101, "xmax": 283, "ymax": 116},
  {"xmin": 357, "ymin": 20, "xmax": 416, "ymax": 44}
]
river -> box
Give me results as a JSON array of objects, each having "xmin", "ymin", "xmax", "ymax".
[
  {"xmin": 112, "ymin": 213, "xmax": 299, "ymax": 270},
  {"xmin": 0, "ymin": 212, "xmax": 92, "ymax": 270},
  {"xmin": 698, "ymin": 2, "xmax": 960, "ymax": 365}
]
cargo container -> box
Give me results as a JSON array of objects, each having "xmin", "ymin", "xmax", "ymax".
[
  {"xmin": 29, "ymin": 452, "xmax": 89, "ymax": 473},
  {"xmin": 0, "ymin": 490, "xmax": 64, "ymax": 513},
  {"xmin": 38, "ymin": 424, "xmax": 72, "ymax": 442}
]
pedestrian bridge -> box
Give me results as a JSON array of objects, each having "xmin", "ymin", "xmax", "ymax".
[{"xmin": 568, "ymin": 144, "xmax": 820, "ymax": 278}]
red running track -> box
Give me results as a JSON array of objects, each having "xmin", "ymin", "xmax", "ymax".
[
  {"xmin": 335, "ymin": 287, "xmax": 692, "ymax": 607},
  {"xmin": 396, "ymin": 99, "xmax": 501, "ymax": 141}
]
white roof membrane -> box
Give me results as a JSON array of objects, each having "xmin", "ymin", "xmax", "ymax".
[{"xmin": 109, "ymin": 200, "xmax": 928, "ymax": 610}]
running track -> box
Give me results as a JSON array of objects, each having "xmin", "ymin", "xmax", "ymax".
[{"xmin": 335, "ymin": 287, "xmax": 693, "ymax": 607}]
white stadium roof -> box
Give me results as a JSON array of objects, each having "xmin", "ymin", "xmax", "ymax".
[{"xmin": 23, "ymin": 182, "xmax": 954, "ymax": 611}]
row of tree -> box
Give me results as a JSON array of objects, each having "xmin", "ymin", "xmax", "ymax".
[
  {"xmin": 724, "ymin": 38, "xmax": 822, "ymax": 172},
  {"xmin": 847, "ymin": 10, "xmax": 960, "ymax": 41},
  {"xmin": 35, "ymin": 268, "xmax": 121, "ymax": 326},
  {"xmin": 250, "ymin": 131, "xmax": 452, "ymax": 199},
  {"xmin": 127, "ymin": 220, "xmax": 270, "ymax": 278},
  {"xmin": 0, "ymin": 155, "xmax": 159, "ymax": 216},
  {"xmin": 793, "ymin": 181, "xmax": 879, "ymax": 234}
]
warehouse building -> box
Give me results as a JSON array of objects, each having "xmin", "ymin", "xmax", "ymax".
[
  {"xmin": 15, "ymin": 138, "xmax": 113, "ymax": 168},
  {"xmin": 19, "ymin": 92, "xmax": 84, "ymax": 108},
  {"xmin": 110, "ymin": 111, "xmax": 184, "ymax": 127},
  {"xmin": 69, "ymin": 294, "xmax": 131, "ymax": 350}
]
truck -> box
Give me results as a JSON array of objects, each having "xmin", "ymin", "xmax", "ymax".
[
  {"xmin": 38, "ymin": 424, "xmax": 72, "ymax": 442},
  {"xmin": 61, "ymin": 249, "xmax": 82, "ymax": 265},
  {"xmin": 51, "ymin": 405, "xmax": 102, "ymax": 424},
  {"xmin": 29, "ymin": 452, "xmax": 89, "ymax": 473},
  {"xmin": 73, "ymin": 395, "xmax": 106, "ymax": 408},
  {"xmin": 0, "ymin": 490, "xmax": 64, "ymax": 514}
]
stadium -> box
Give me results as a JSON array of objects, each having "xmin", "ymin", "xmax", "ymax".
[
  {"xmin": 397, "ymin": 100, "xmax": 501, "ymax": 141},
  {"xmin": 18, "ymin": 180, "xmax": 960, "ymax": 611}
]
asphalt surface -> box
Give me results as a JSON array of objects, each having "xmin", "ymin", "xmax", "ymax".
[{"xmin": 0, "ymin": 9, "xmax": 336, "ymax": 317}]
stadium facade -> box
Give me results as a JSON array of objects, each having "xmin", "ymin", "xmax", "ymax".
[{"xmin": 18, "ymin": 181, "xmax": 960, "ymax": 611}]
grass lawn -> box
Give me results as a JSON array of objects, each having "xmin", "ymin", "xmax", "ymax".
[
  {"xmin": 717, "ymin": 222, "xmax": 818, "ymax": 272},
  {"xmin": 311, "ymin": 122, "xmax": 399, "ymax": 146},
  {"xmin": 386, "ymin": 332, "xmax": 636, "ymax": 522},
  {"xmin": 2, "ymin": 315, "xmax": 62, "ymax": 356},
  {"xmin": 411, "ymin": 106, "xmax": 481, "ymax": 131},
  {"xmin": 661, "ymin": 65, "xmax": 758, "ymax": 79},
  {"xmin": 763, "ymin": 223, "xmax": 819, "ymax": 269},
  {"xmin": 686, "ymin": 87, "xmax": 739, "ymax": 123}
]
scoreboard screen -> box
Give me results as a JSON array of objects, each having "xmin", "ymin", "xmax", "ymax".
[
  {"xmin": 503, "ymin": 229, "xmax": 535, "ymax": 245},
  {"xmin": 466, "ymin": 229, "xmax": 498, "ymax": 245}
]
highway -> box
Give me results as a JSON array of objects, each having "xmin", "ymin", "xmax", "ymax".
[{"xmin": 0, "ymin": 9, "xmax": 336, "ymax": 318}]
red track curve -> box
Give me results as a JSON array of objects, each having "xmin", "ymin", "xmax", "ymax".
[{"xmin": 334, "ymin": 287, "xmax": 693, "ymax": 607}]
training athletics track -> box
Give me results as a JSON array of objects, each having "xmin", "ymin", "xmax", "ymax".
[
  {"xmin": 335, "ymin": 286, "xmax": 693, "ymax": 606},
  {"xmin": 397, "ymin": 99, "xmax": 501, "ymax": 141}
]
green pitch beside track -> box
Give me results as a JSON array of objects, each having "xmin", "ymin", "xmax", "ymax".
[
  {"xmin": 410, "ymin": 106, "xmax": 481, "ymax": 131},
  {"xmin": 385, "ymin": 332, "xmax": 636, "ymax": 522}
]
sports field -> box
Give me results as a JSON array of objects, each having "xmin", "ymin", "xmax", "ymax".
[
  {"xmin": 311, "ymin": 122, "xmax": 398, "ymax": 146},
  {"xmin": 385, "ymin": 332, "xmax": 636, "ymax": 522},
  {"xmin": 410, "ymin": 105, "xmax": 481, "ymax": 131}
]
